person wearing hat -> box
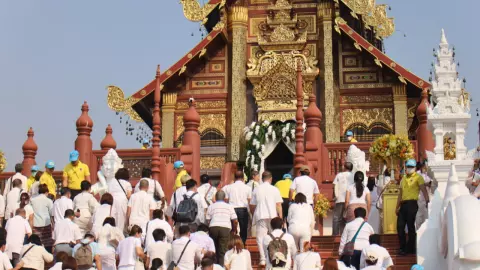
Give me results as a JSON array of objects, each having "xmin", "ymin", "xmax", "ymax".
[
  {"xmin": 173, "ymin": 160, "xmax": 189, "ymax": 190},
  {"xmin": 396, "ymin": 159, "xmax": 429, "ymax": 256},
  {"xmin": 26, "ymin": 165, "xmax": 40, "ymax": 192},
  {"xmin": 411, "ymin": 264, "xmax": 424, "ymax": 270},
  {"xmin": 289, "ymin": 165, "xmax": 320, "ymax": 207},
  {"xmin": 360, "ymin": 249, "xmax": 380, "ymax": 269},
  {"xmin": 3, "ymin": 163, "xmax": 27, "ymax": 197},
  {"xmin": 345, "ymin": 130, "xmax": 357, "ymax": 143},
  {"xmin": 274, "ymin": 173, "xmax": 295, "ymax": 223},
  {"xmin": 141, "ymin": 138, "xmax": 150, "ymax": 149},
  {"xmin": 166, "ymin": 173, "xmax": 191, "ymax": 219},
  {"xmin": 72, "ymin": 231, "xmax": 102, "ymax": 270},
  {"xmin": 63, "ymin": 150, "xmax": 91, "ymax": 199},
  {"xmin": 40, "ymin": 160, "xmax": 57, "ymax": 198},
  {"xmin": 359, "ymin": 234, "xmax": 393, "ymax": 269}
]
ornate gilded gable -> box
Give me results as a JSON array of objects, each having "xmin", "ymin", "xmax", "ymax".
[{"xmin": 254, "ymin": 57, "xmax": 297, "ymax": 101}]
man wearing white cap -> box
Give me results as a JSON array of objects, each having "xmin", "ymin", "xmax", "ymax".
[
  {"xmin": 360, "ymin": 234, "xmax": 393, "ymax": 269},
  {"xmin": 63, "ymin": 150, "xmax": 90, "ymax": 199},
  {"xmin": 289, "ymin": 165, "xmax": 320, "ymax": 206},
  {"xmin": 360, "ymin": 249, "xmax": 380, "ymax": 270}
]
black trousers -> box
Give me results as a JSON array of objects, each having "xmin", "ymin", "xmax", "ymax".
[
  {"xmin": 209, "ymin": 226, "xmax": 231, "ymax": 266},
  {"xmin": 397, "ymin": 200, "xmax": 418, "ymax": 253},
  {"xmin": 281, "ymin": 198, "xmax": 289, "ymax": 220},
  {"xmin": 234, "ymin": 207, "xmax": 249, "ymax": 244},
  {"xmin": 70, "ymin": 189, "xmax": 82, "ymax": 199}
]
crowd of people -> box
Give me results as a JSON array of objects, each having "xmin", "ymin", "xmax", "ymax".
[{"xmin": 0, "ymin": 148, "xmax": 436, "ymax": 270}]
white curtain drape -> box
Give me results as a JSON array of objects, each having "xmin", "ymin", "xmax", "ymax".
[{"xmin": 259, "ymin": 139, "xmax": 296, "ymax": 176}]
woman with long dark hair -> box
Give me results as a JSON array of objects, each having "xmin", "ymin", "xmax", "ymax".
[
  {"xmin": 367, "ymin": 176, "xmax": 381, "ymax": 233},
  {"xmin": 344, "ymin": 172, "xmax": 371, "ymax": 223}
]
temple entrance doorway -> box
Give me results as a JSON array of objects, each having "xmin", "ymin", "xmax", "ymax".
[{"xmin": 265, "ymin": 141, "xmax": 294, "ymax": 184}]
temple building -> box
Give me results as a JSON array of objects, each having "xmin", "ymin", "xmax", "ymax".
[{"xmin": 107, "ymin": 0, "xmax": 431, "ymax": 178}]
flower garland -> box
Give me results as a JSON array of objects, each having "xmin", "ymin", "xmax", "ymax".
[
  {"xmin": 0, "ymin": 150, "xmax": 6, "ymax": 173},
  {"xmin": 369, "ymin": 134, "xmax": 415, "ymax": 164},
  {"xmin": 244, "ymin": 120, "xmax": 297, "ymax": 176},
  {"xmin": 314, "ymin": 193, "xmax": 332, "ymax": 218}
]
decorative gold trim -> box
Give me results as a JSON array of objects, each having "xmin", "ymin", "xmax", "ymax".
[
  {"xmin": 342, "ymin": 108, "xmax": 393, "ymax": 133},
  {"xmin": 106, "ymin": 85, "xmax": 142, "ymax": 122},
  {"xmin": 179, "ymin": 66, "xmax": 187, "ymax": 75},
  {"xmin": 200, "ymin": 156, "xmax": 226, "ymax": 170},
  {"xmin": 176, "ymin": 100, "xmax": 226, "ymax": 110},
  {"xmin": 177, "ymin": 113, "xmax": 227, "ymax": 137},
  {"xmin": 199, "ymin": 48, "xmax": 207, "ymax": 58},
  {"xmin": 180, "ymin": 0, "xmax": 220, "ymax": 22},
  {"xmin": 140, "ymin": 90, "xmax": 147, "ymax": 96}
]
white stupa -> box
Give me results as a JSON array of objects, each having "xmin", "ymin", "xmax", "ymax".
[{"xmin": 426, "ymin": 29, "xmax": 474, "ymax": 195}]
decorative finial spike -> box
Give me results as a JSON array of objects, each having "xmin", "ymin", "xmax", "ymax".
[{"xmin": 440, "ymin": 28, "xmax": 448, "ymax": 44}]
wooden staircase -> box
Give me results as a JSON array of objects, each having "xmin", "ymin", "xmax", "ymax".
[{"xmin": 244, "ymin": 234, "xmax": 416, "ymax": 270}]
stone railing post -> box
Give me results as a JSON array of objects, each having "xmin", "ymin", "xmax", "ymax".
[
  {"xmin": 151, "ymin": 65, "xmax": 163, "ymax": 181},
  {"xmin": 75, "ymin": 101, "xmax": 94, "ymax": 170},
  {"xmin": 100, "ymin": 124, "xmax": 117, "ymax": 150},
  {"xmin": 416, "ymin": 89, "xmax": 434, "ymax": 161},
  {"xmin": 181, "ymin": 100, "xmax": 201, "ymax": 181},
  {"xmin": 304, "ymin": 94, "xmax": 325, "ymax": 180},
  {"xmin": 22, "ymin": 127, "xmax": 38, "ymax": 177}
]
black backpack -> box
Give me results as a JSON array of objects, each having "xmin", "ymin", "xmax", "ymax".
[{"xmin": 174, "ymin": 193, "xmax": 198, "ymax": 223}]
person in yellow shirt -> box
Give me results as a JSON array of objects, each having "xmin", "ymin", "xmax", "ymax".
[
  {"xmin": 26, "ymin": 165, "xmax": 39, "ymax": 191},
  {"xmin": 62, "ymin": 150, "xmax": 91, "ymax": 199},
  {"xmin": 275, "ymin": 174, "xmax": 295, "ymax": 222},
  {"xmin": 345, "ymin": 130, "xmax": 357, "ymax": 143},
  {"xmin": 173, "ymin": 161, "xmax": 189, "ymax": 190},
  {"xmin": 395, "ymin": 159, "xmax": 429, "ymax": 255},
  {"xmin": 40, "ymin": 160, "xmax": 57, "ymax": 198}
]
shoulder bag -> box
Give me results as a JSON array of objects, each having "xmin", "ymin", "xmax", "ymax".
[
  {"xmin": 342, "ymin": 221, "xmax": 366, "ymax": 256},
  {"xmin": 116, "ymin": 178, "xmax": 128, "ymax": 198},
  {"xmin": 167, "ymin": 240, "xmax": 191, "ymax": 270}
]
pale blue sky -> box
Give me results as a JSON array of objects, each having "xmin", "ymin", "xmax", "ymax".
[{"xmin": 0, "ymin": 0, "xmax": 478, "ymax": 171}]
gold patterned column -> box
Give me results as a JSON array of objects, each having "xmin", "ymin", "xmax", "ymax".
[
  {"xmin": 318, "ymin": 1, "xmax": 338, "ymax": 142},
  {"xmin": 227, "ymin": 5, "xmax": 248, "ymax": 161},
  {"xmin": 161, "ymin": 92, "xmax": 177, "ymax": 148},
  {"xmin": 393, "ymin": 84, "xmax": 408, "ymax": 135}
]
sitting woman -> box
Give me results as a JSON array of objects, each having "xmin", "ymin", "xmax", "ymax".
[
  {"xmin": 345, "ymin": 172, "xmax": 371, "ymax": 223},
  {"xmin": 224, "ymin": 235, "xmax": 252, "ymax": 270}
]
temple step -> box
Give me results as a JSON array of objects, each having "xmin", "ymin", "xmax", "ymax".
[{"xmin": 244, "ymin": 234, "xmax": 417, "ymax": 269}]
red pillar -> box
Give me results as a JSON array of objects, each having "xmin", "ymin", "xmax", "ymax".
[
  {"xmin": 151, "ymin": 65, "xmax": 162, "ymax": 181},
  {"xmin": 75, "ymin": 102, "xmax": 94, "ymax": 170},
  {"xmin": 304, "ymin": 94, "xmax": 323, "ymax": 180},
  {"xmin": 294, "ymin": 60, "xmax": 306, "ymax": 176},
  {"xmin": 22, "ymin": 127, "xmax": 38, "ymax": 177},
  {"xmin": 416, "ymin": 89, "xmax": 434, "ymax": 161},
  {"xmin": 182, "ymin": 100, "xmax": 201, "ymax": 181},
  {"xmin": 100, "ymin": 124, "xmax": 117, "ymax": 150}
]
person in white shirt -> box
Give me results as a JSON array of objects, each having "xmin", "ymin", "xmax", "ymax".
[
  {"xmin": 171, "ymin": 225, "xmax": 203, "ymax": 270},
  {"xmin": 359, "ymin": 249, "xmax": 381, "ymax": 270},
  {"xmin": 292, "ymin": 241, "xmax": 321, "ymax": 270},
  {"xmin": 262, "ymin": 217, "xmax": 297, "ymax": 270},
  {"xmin": 200, "ymin": 255, "xmax": 224, "ymax": 270},
  {"xmin": 416, "ymin": 162, "xmax": 432, "ymax": 230},
  {"xmin": 144, "ymin": 209, "xmax": 174, "ymax": 251},
  {"xmin": 127, "ymin": 179, "xmax": 156, "ymax": 231},
  {"xmin": 52, "ymin": 209, "xmax": 82, "ymax": 256},
  {"xmin": 287, "ymin": 193, "xmax": 315, "ymax": 252},
  {"xmin": 3, "ymin": 163, "xmax": 27, "ymax": 197},
  {"xmin": 250, "ymin": 171, "xmax": 283, "ymax": 267},
  {"xmin": 116, "ymin": 225, "xmax": 146, "ymax": 270},
  {"xmin": 366, "ymin": 177, "xmax": 381, "ymax": 234},
  {"xmin": 197, "ymin": 174, "xmax": 217, "ymax": 208},
  {"xmin": 52, "ymin": 188, "xmax": 74, "ymax": 224},
  {"xmin": 49, "ymin": 251, "xmax": 69, "ymax": 270},
  {"xmin": 109, "ymin": 168, "xmax": 133, "ymax": 234},
  {"xmin": 30, "ymin": 184, "xmax": 54, "ymax": 251},
  {"xmin": 289, "ymin": 165, "xmax": 320, "ymax": 206},
  {"xmin": 0, "ymin": 193, "xmax": 5, "ymax": 227},
  {"xmin": 206, "ymin": 191, "xmax": 238, "ymax": 266},
  {"xmin": 224, "ymin": 235, "xmax": 252, "ymax": 270},
  {"xmin": 359, "ymin": 234, "xmax": 393, "ymax": 269},
  {"xmin": 146, "ymin": 229, "xmax": 172, "ymax": 270},
  {"xmin": 5, "ymin": 208, "xmax": 32, "ymax": 266},
  {"xmin": 16, "ymin": 234, "xmax": 54, "ymax": 270},
  {"xmin": 224, "ymin": 171, "xmax": 251, "ymax": 244},
  {"xmin": 5, "ymin": 179, "xmax": 26, "ymax": 220},
  {"xmin": 190, "ymin": 224, "xmax": 215, "ymax": 253},
  {"xmin": 339, "ymin": 208, "xmax": 374, "ymax": 270},
  {"xmin": 0, "ymin": 239, "xmax": 13, "ymax": 270},
  {"xmin": 345, "ymin": 172, "xmax": 371, "ymax": 223},
  {"xmin": 332, "ymin": 162, "xmax": 353, "ymax": 236},
  {"xmin": 91, "ymin": 193, "xmax": 114, "ymax": 238},
  {"xmin": 178, "ymin": 179, "xmax": 208, "ymax": 226},
  {"xmin": 19, "ymin": 193, "xmax": 34, "ymax": 229},
  {"xmin": 167, "ymin": 175, "xmax": 190, "ymax": 219},
  {"xmin": 135, "ymin": 168, "xmax": 165, "ymax": 207},
  {"xmin": 245, "ymin": 170, "xmax": 260, "ymax": 238},
  {"xmin": 97, "ymin": 217, "xmax": 124, "ymax": 270},
  {"xmin": 73, "ymin": 181, "xmax": 99, "ymax": 235}
]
